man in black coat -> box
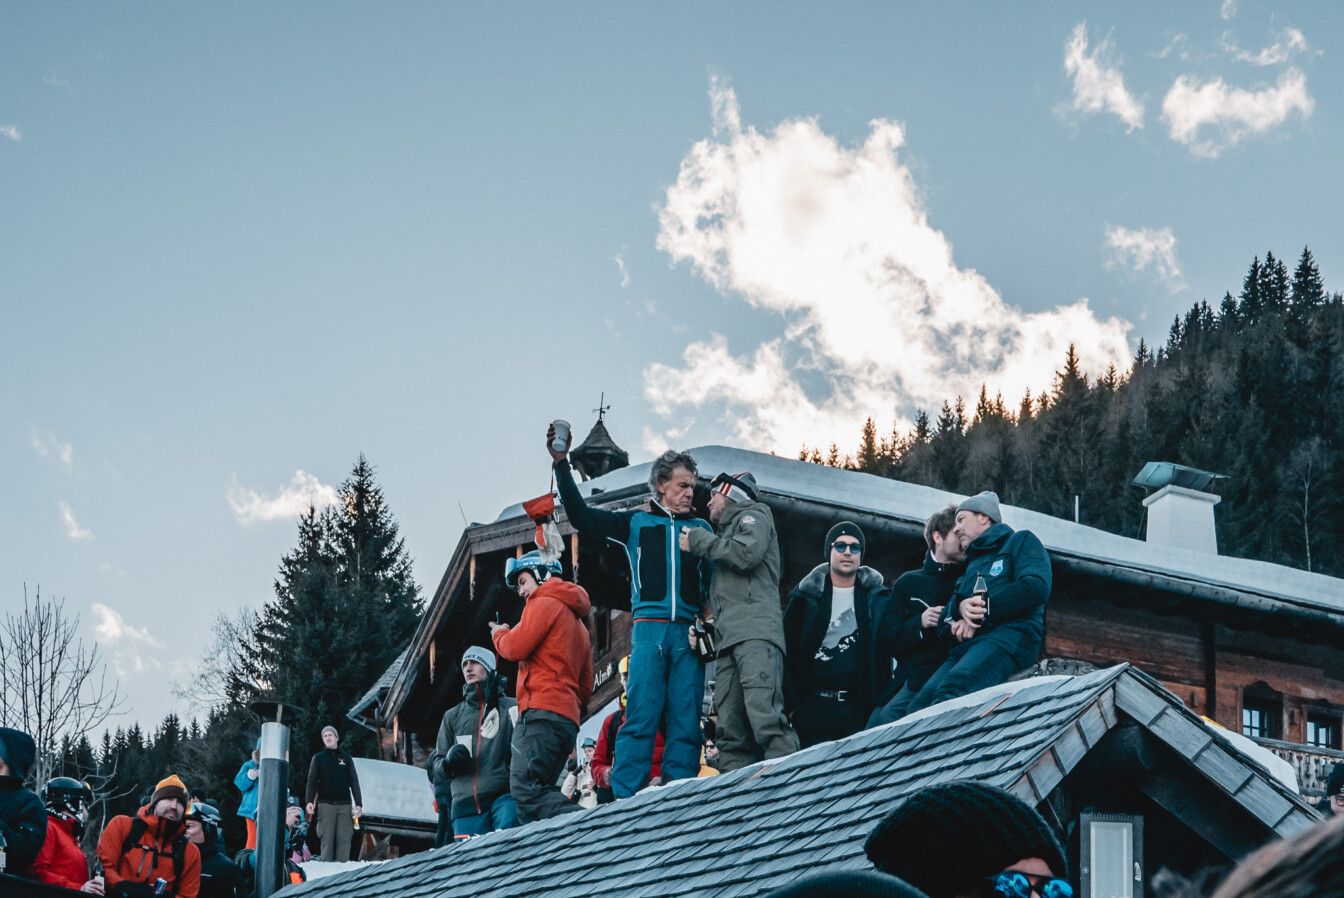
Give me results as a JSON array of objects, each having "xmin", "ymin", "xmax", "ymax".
[
  {"xmin": 0, "ymin": 726, "xmax": 47, "ymax": 877},
  {"xmin": 782, "ymin": 522, "xmax": 895, "ymax": 746},
  {"xmin": 305, "ymin": 726, "xmax": 363, "ymax": 862},
  {"xmin": 185, "ymin": 802, "xmax": 237, "ymax": 898},
  {"xmin": 906, "ymin": 491, "xmax": 1053, "ymax": 714},
  {"xmin": 867, "ymin": 506, "xmax": 964, "ymax": 726}
]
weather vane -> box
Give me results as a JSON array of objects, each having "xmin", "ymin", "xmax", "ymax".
[{"xmin": 594, "ymin": 392, "xmax": 611, "ymax": 422}]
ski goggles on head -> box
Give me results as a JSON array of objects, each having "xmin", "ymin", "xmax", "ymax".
[
  {"xmin": 504, "ymin": 555, "xmax": 562, "ymax": 588},
  {"xmin": 986, "ymin": 871, "xmax": 1073, "ymax": 898}
]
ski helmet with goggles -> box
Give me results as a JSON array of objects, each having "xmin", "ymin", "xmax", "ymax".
[
  {"xmin": 504, "ymin": 551, "xmax": 562, "ymax": 589},
  {"xmin": 42, "ymin": 777, "xmax": 94, "ymax": 833},
  {"xmin": 188, "ymin": 801, "xmax": 223, "ymax": 844}
]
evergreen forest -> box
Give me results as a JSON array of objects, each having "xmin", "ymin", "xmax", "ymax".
[{"xmin": 800, "ymin": 248, "xmax": 1344, "ymax": 577}]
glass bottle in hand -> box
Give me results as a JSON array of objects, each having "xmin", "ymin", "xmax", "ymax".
[{"xmin": 973, "ymin": 572, "xmax": 989, "ymax": 621}]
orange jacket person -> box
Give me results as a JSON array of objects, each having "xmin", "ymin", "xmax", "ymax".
[
  {"xmin": 491, "ymin": 551, "xmax": 592, "ymax": 823},
  {"xmin": 97, "ymin": 775, "xmax": 201, "ymax": 898}
]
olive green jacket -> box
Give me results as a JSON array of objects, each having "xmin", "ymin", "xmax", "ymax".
[{"xmin": 684, "ymin": 499, "xmax": 784, "ymax": 652}]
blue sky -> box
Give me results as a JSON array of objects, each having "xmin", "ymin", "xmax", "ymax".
[{"xmin": 4, "ymin": 2, "xmax": 1341, "ymax": 729}]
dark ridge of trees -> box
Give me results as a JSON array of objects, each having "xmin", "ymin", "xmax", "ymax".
[{"xmin": 800, "ymin": 247, "xmax": 1344, "ymax": 576}]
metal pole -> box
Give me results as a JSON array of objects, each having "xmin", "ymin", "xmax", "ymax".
[{"xmin": 250, "ymin": 701, "xmax": 303, "ymax": 898}]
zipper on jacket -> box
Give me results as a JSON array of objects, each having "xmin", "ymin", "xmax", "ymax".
[
  {"xmin": 634, "ymin": 546, "xmax": 642, "ymax": 593},
  {"xmin": 669, "ymin": 519, "xmax": 677, "ymax": 621},
  {"xmin": 473, "ymin": 686, "xmax": 484, "ymax": 815}
]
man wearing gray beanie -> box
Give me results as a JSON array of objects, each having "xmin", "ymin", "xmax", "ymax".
[
  {"xmin": 904, "ymin": 491, "xmax": 1053, "ymax": 715},
  {"xmin": 426, "ymin": 646, "xmax": 519, "ymax": 844}
]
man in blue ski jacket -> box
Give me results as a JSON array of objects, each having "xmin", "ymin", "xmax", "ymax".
[{"xmin": 549, "ymin": 426, "xmax": 712, "ymax": 797}]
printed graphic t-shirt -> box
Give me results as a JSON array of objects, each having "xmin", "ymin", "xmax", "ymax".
[{"xmin": 813, "ymin": 585, "xmax": 860, "ymax": 691}]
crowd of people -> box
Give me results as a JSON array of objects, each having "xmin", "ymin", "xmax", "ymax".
[
  {"xmin": 419, "ymin": 432, "xmax": 1058, "ymax": 843},
  {"xmin": 5, "ymin": 431, "xmax": 1342, "ymax": 896},
  {"xmin": 0, "ymin": 722, "xmax": 360, "ymax": 896}
]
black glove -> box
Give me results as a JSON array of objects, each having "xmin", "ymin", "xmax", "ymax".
[{"xmin": 441, "ymin": 743, "xmax": 472, "ymax": 777}]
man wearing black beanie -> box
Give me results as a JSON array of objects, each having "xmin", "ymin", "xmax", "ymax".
[
  {"xmin": 782, "ymin": 521, "xmax": 897, "ymax": 746},
  {"xmin": 864, "ymin": 781, "xmax": 1071, "ymax": 898}
]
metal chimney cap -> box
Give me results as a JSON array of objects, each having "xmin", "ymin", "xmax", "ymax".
[
  {"xmin": 1131, "ymin": 461, "xmax": 1228, "ymax": 494},
  {"xmin": 248, "ymin": 700, "xmax": 305, "ymax": 727}
]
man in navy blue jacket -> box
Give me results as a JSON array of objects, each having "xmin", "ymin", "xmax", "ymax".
[
  {"xmin": 905, "ymin": 492, "xmax": 1052, "ymax": 714},
  {"xmin": 549, "ymin": 430, "xmax": 713, "ymax": 797}
]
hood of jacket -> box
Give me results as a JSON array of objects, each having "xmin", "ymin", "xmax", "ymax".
[
  {"xmin": 531, "ymin": 577, "xmax": 592, "ymax": 618},
  {"xmin": 967, "ymin": 522, "xmax": 1015, "ymax": 557},
  {"xmin": 719, "ymin": 497, "xmax": 755, "ymax": 525},
  {"xmin": 135, "ymin": 804, "xmax": 186, "ymax": 842},
  {"xmin": 0, "ymin": 726, "xmax": 37, "ymax": 780},
  {"xmin": 795, "ymin": 562, "xmax": 884, "ymax": 599}
]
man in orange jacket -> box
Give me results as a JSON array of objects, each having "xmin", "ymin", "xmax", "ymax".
[
  {"xmin": 491, "ymin": 551, "xmax": 592, "ymax": 823},
  {"xmin": 97, "ymin": 774, "xmax": 201, "ymax": 898}
]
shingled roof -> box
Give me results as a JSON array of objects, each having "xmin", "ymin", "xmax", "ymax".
[
  {"xmin": 282, "ymin": 664, "xmax": 1319, "ymax": 898},
  {"xmin": 347, "ymin": 645, "xmax": 410, "ymax": 727}
]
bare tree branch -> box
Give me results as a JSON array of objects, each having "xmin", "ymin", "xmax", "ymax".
[{"xmin": 0, "ymin": 585, "xmax": 124, "ymax": 787}]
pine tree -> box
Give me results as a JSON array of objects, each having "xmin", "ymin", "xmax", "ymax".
[
  {"xmin": 1259, "ymin": 251, "xmax": 1289, "ymax": 315},
  {"xmin": 1240, "ymin": 256, "xmax": 1263, "ymax": 322},
  {"xmin": 898, "ymin": 410, "xmax": 935, "ymax": 485},
  {"xmin": 931, "ymin": 400, "xmax": 968, "ymax": 491},
  {"xmin": 235, "ymin": 456, "xmax": 424, "ymax": 789},
  {"xmin": 1217, "ymin": 292, "xmax": 1240, "ymax": 330},
  {"xmin": 1289, "ymin": 246, "xmax": 1325, "ymax": 334},
  {"xmin": 857, "ymin": 418, "xmax": 880, "ymax": 473}
]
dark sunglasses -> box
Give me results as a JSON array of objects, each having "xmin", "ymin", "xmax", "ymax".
[
  {"xmin": 831, "ymin": 541, "xmax": 862, "ymax": 555},
  {"xmin": 988, "ymin": 871, "xmax": 1073, "ymax": 898}
]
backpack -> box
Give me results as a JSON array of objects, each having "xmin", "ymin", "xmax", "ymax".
[{"xmin": 120, "ymin": 816, "xmax": 188, "ymax": 893}]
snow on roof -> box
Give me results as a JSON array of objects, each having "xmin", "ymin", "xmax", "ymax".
[
  {"xmin": 351, "ymin": 757, "xmax": 435, "ymax": 824},
  {"xmin": 499, "ymin": 445, "xmax": 1343, "ymax": 616}
]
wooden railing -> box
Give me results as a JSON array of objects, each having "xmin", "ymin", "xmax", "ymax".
[{"xmin": 1252, "ymin": 736, "xmax": 1344, "ymax": 797}]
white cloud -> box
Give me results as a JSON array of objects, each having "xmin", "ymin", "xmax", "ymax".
[
  {"xmin": 1220, "ymin": 0, "xmax": 1237, "ymax": 21},
  {"xmin": 1103, "ymin": 226, "xmax": 1185, "ymax": 292},
  {"xmin": 1223, "ymin": 27, "xmax": 1317, "ymax": 66},
  {"xmin": 1154, "ymin": 33, "xmax": 1189, "ymax": 62},
  {"xmin": 0, "ymin": 125, "xmax": 20, "ymax": 142},
  {"xmin": 1063, "ymin": 22, "xmax": 1145, "ymax": 131},
  {"xmin": 1162, "ymin": 68, "xmax": 1314, "ymax": 158},
  {"xmin": 92, "ymin": 603, "xmax": 165, "ymax": 675},
  {"xmin": 30, "ymin": 428, "xmax": 74, "ymax": 466},
  {"xmin": 228, "ymin": 469, "xmax": 339, "ymax": 524},
  {"xmin": 58, "ymin": 501, "xmax": 93, "ymax": 540},
  {"xmin": 613, "ymin": 252, "xmax": 630, "ymax": 288},
  {"xmin": 645, "ymin": 83, "xmax": 1132, "ymax": 454},
  {"xmin": 43, "ymin": 71, "xmax": 71, "ymax": 90}
]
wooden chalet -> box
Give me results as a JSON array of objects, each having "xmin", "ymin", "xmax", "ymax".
[{"xmin": 349, "ymin": 435, "xmax": 1344, "ymax": 801}]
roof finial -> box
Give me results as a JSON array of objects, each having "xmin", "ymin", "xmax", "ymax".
[{"xmin": 594, "ymin": 392, "xmax": 611, "ymax": 422}]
